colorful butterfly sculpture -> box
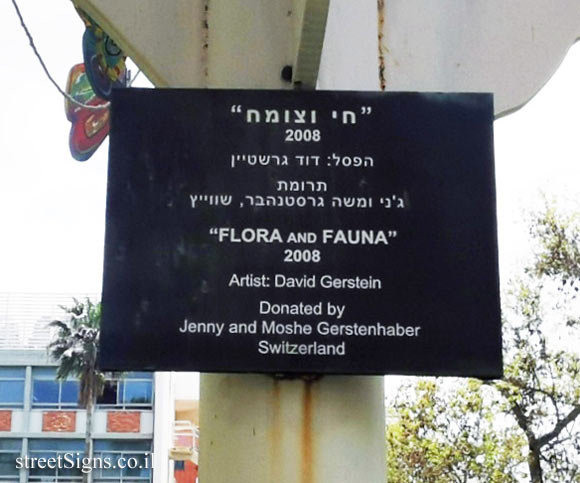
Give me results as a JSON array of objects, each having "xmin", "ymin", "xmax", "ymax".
[
  {"xmin": 65, "ymin": 63, "xmax": 110, "ymax": 162},
  {"xmin": 78, "ymin": 8, "xmax": 127, "ymax": 100},
  {"xmin": 65, "ymin": 8, "xmax": 127, "ymax": 161}
]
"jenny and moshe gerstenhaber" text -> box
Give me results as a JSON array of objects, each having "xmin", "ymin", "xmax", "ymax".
[{"xmin": 177, "ymin": 299, "xmax": 421, "ymax": 356}]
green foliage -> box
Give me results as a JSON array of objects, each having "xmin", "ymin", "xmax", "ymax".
[
  {"xmin": 47, "ymin": 298, "xmax": 105, "ymax": 408},
  {"xmin": 386, "ymin": 379, "xmax": 526, "ymax": 482},
  {"xmin": 532, "ymin": 206, "xmax": 580, "ymax": 288},
  {"xmin": 386, "ymin": 205, "xmax": 580, "ymax": 482}
]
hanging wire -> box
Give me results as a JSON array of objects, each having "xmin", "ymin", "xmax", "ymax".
[
  {"xmin": 10, "ymin": 0, "xmax": 140, "ymax": 110},
  {"xmin": 129, "ymin": 69, "xmax": 141, "ymax": 86}
]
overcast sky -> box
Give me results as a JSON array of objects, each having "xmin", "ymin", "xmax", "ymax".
[{"xmin": 1, "ymin": 1, "xmax": 579, "ymax": 297}]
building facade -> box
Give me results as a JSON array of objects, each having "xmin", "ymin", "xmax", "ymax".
[{"xmin": 0, "ymin": 293, "xmax": 174, "ymax": 482}]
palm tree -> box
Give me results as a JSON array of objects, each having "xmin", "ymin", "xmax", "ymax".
[{"xmin": 48, "ymin": 298, "xmax": 105, "ymax": 483}]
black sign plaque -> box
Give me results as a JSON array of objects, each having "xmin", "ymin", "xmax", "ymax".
[{"xmin": 101, "ymin": 89, "xmax": 502, "ymax": 377}]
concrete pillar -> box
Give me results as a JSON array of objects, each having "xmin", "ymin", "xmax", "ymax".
[{"xmin": 199, "ymin": 2, "xmax": 386, "ymax": 482}]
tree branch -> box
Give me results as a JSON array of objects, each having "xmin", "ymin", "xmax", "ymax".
[
  {"xmin": 537, "ymin": 406, "xmax": 580, "ymax": 449},
  {"xmin": 508, "ymin": 400, "xmax": 538, "ymax": 449},
  {"xmin": 502, "ymin": 376, "xmax": 569, "ymax": 408}
]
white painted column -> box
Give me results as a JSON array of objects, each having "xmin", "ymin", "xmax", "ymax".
[
  {"xmin": 152, "ymin": 372, "xmax": 175, "ymax": 483},
  {"xmin": 200, "ymin": 375, "xmax": 385, "ymax": 482},
  {"xmin": 199, "ymin": 2, "xmax": 386, "ymax": 482}
]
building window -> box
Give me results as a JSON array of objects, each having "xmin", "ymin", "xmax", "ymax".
[
  {"xmin": 28, "ymin": 439, "xmax": 84, "ymax": 481},
  {"xmin": 97, "ymin": 372, "xmax": 153, "ymax": 409},
  {"xmin": 0, "ymin": 439, "xmax": 21, "ymax": 480},
  {"xmin": 0, "ymin": 367, "xmax": 25, "ymax": 408},
  {"xmin": 93, "ymin": 440, "xmax": 152, "ymax": 482},
  {"xmin": 32, "ymin": 368, "xmax": 79, "ymax": 409}
]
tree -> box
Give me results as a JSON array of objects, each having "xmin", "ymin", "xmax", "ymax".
[
  {"xmin": 48, "ymin": 298, "xmax": 105, "ymax": 483},
  {"xmin": 493, "ymin": 206, "xmax": 580, "ymax": 482},
  {"xmin": 386, "ymin": 206, "xmax": 580, "ymax": 482},
  {"xmin": 386, "ymin": 379, "xmax": 527, "ymax": 482}
]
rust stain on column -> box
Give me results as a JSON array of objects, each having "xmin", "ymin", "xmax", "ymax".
[
  {"xmin": 301, "ymin": 381, "xmax": 315, "ymax": 483},
  {"xmin": 202, "ymin": 0, "xmax": 210, "ymax": 81},
  {"xmin": 377, "ymin": 0, "xmax": 387, "ymax": 91},
  {"xmin": 270, "ymin": 379, "xmax": 282, "ymax": 481}
]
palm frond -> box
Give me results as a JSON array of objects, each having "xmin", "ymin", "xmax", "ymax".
[{"xmin": 47, "ymin": 298, "xmax": 108, "ymax": 405}]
